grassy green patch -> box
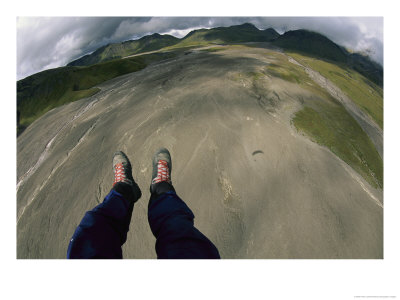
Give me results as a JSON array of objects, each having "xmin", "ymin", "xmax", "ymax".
[
  {"xmin": 265, "ymin": 63, "xmax": 303, "ymax": 83},
  {"xmin": 17, "ymin": 52, "xmax": 177, "ymax": 135},
  {"xmin": 18, "ymin": 87, "xmax": 100, "ymax": 128},
  {"xmin": 292, "ymin": 103, "xmax": 383, "ymax": 188},
  {"xmin": 288, "ymin": 52, "xmax": 383, "ymax": 129},
  {"xmin": 258, "ymin": 52, "xmax": 315, "ymax": 87}
]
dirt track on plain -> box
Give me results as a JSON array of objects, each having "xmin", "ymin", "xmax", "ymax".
[{"xmin": 17, "ymin": 46, "xmax": 383, "ymax": 258}]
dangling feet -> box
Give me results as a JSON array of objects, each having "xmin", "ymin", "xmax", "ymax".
[
  {"xmin": 113, "ymin": 151, "xmax": 141, "ymax": 202},
  {"xmin": 150, "ymin": 148, "xmax": 174, "ymax": 194}
]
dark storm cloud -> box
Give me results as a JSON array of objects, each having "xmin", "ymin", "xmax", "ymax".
[{"xmin": 17, "ymin": 17, "xmax": 383, "ymax": 80}]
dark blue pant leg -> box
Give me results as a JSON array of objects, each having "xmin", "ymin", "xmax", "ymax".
[
  {"xmin": 67, "ymin": 183, "xmax": 135, "ymax": 259},
  {"xmin": 148, "ymin": 182, "xmax": 220, "ymax": 259}
]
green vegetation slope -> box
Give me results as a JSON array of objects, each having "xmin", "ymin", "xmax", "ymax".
[
  {"xmin": 289, "ymin": 52, "xmax": 383, "ymax": 129},
  {"xmin": 270, "ymin": 52, "xmax": 383, "ymax": 188},
  {"xmin": 17, "ymin": 52, "xmax": 176, "ymax": 135}
]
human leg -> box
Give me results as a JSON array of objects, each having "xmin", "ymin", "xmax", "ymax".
[
  {"xmin": 67, "ymin": 151, "xmax": 141, "ymax": 259},
  {"xmin": 147, "ymin": 148, "xmax": 220, "ymax": 259}
]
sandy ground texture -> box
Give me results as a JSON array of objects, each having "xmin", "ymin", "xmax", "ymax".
[{"xmin": 17, "ymin": 46, "xmax": 383, "ymax": 258}]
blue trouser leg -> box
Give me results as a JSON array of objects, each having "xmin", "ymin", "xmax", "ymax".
[
  {"xmin": 148, "ymin": 182, "xmax": 220, "ymax": 259},
  {"xmin": 67, "ymin": 183, "xmax": 135, "ymax": 259},
  {"xmin": 67, "ymin": 181, "xmax": 220, "ymax": 259}
]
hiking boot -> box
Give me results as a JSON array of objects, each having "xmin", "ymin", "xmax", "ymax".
[
  {"xmin": 113, "ymin": 151, "xmax": 141, "ymax": 202},
  {"xmin": 150, "ymin": 148, "xmax": 173, "ymax": 194}
]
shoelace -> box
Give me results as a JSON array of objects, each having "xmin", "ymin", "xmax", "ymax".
[
  {"xmin": 113, "ymin": 163, "xmax": 127, "ymax": 186},
  {"xmin": 152, "ymin": 160, "xmax": 171, "ymax": 184}
]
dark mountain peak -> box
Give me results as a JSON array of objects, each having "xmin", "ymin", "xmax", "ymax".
[
  {"xmin": 263, "ymin": 28, "xmax": 280, "ymax": 39},
  {"xmin": 282, "ymin": 29, "xmax": 331, "ymax": 40},
  {"xmin": 263, "ymin": 27, "xmax": 278, "ymax": 33},
  {"xmin": 147, "ymin": 32, "xmax": 167, "ymax": 38},
  {"xmin": 273, "ymin": 28, "xmax": 382, "ymax": 86},
  {"xmin": 274, "ymin": 29, "xmax": 348, "ymax": 62},
  {"xmin": 182, "ymin": 22, "xmax": 277, "ymax": 44},
  {"xmin": 348, "ymin": 52, "xmax": 383, "ymax": 86},
  {"xmin": 124, "ymin": 33, "xmax": 177, "ymax": 44},
  {"xmin": 138, "ymin": 32, "xmax": 161, "ymax": 41},
  {"xmin": 279, "ymin": 29, "xmax": 347, "ymax": 51},
  {"xmin": 183, "ymin": 28, "xmax": 208, "ymax": 39},
  {"xmin": 230, "ymin": 22, "xmax": 258, "ymax": 30}
]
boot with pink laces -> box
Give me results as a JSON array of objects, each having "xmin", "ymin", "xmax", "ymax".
[
  {"xmin": 112, "ymin": 151, "xmax": 141, "ymax": 202},
  {"xmin": 150, "ymin": 148, "xmax": 175, "ymax": 197}
]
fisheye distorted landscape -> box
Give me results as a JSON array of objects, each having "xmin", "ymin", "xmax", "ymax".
[{"xmin": 17, "ymin": 17, "xmax": 383, "ymax": 258}]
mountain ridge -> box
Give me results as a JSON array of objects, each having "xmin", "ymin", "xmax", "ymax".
[
  {"xmin": 67, "ymin": 33, "xmax": 180, "ymax": 66},
  {"xmin": 66, "ymin": 23, "xmax": 382, "ymax": 86},
  {"xmin": 67, "ymin": 23, "xmax": 280, "ymax": 66}
]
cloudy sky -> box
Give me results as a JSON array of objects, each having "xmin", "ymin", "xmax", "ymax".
[{"xmin": 16, "ymin": 17, "xmax": 383, "ymax": 80}]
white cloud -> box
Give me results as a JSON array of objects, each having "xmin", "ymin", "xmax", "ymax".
[{"xmin": 160, "ymin": 26, "xmax": 210, "ymax": 38}]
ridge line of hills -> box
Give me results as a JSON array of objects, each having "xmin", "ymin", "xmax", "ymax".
[{"xmin": 67, "ymin": 22, "xmax": 382, "ymax": 87}]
